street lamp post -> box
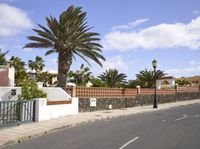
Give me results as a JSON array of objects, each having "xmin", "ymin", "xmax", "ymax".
[{"xmin": 152, "ymin": 59, "xmax": 158, "ymax": 108}]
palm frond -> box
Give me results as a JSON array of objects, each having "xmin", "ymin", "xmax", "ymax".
[
  {"xmin": 24, "ymin": 42, "xmax": 52, "ymax": 49},
  {"xmin": 45, "ymin": 49, "xmax": 57, "ymax": 56}
]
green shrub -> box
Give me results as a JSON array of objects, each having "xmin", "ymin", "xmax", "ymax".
[
  {"xmin": 90, "ymin": 78, "xmax": 107, "ymax": 87},
  {"xmin": 19, "ymin": 79, "xmax": 47, "ymax": 100}
]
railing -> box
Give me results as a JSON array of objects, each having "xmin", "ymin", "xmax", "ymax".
[
  {"xmin": 63, "ymin": 85, "xmax": 200, "ymax": 98},
  {"xmin": 0, "ymin": 100, "xmax": 36, "ymax": 127}
]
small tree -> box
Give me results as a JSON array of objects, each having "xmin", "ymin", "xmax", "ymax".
[
  {"xmin": 90, "ymin": 77, "xmax": 107, "ymax": 87},
  {"xmin": 19, "ymin": 79, "xmax": 47, "ymax": 100},
  {"xmin": 125, "ymin": 80, "xmax": 143, "ymax": 88}
]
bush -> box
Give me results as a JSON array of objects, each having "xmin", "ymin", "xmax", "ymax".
[
  {"xmin": 90, "ymin": 78, "xmax": 107, "ymax": 87},
  {"xmin": 19, "ymin": 79, "xmax": 47, "ymax": 100}
]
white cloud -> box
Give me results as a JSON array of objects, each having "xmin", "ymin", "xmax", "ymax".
[
  {"xmin": 102, "ymin": 17, "xmax": 200, "ymax": 52},
  {"xmin": 112, "ymin": 18, "xmax": 149, "ymax": 31},
  {"xmin": 128, "ymin": 60, "xmax": 135, "ymax": 64},
  {"xmin": 0, "ymin": 3, "xmax": 33, "ymax": 37},
  {"xmin": 89, "ymin": 55, "xmax": 128, "ymax": 77},
  {"xmin": 166, "ymin": 66, "xmax": 200, "ymax": 77},
  {"xmin": 102, "ymin": 55, "xmax": 128, "ymax": 71},
  {"xmin": 189, "ymin": 60, "xmax": 200, "ymax": 65},
  {"xmin": 193, "ymin": 10, "xmax": 199, "ymax": 14}
]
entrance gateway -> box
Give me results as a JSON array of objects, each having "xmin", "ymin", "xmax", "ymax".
[{"xmin": 0, "ymin": 100, "xmax": 36, "ymax": 127}]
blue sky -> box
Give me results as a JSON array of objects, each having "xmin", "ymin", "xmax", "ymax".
[{"xmin": 0, "ymin": 0, "xmax": 200, "ymax": 79}]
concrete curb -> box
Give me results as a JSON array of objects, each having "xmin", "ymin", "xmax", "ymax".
[{"xmin": 0, "ymin": 99, "xmax": 200, "ymax": 148}]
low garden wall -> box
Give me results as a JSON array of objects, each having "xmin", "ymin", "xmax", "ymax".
[
  {"xmin": 34, "ymin": 97, "xmax": 79, "ymax": 122},
  {"xmin": 79, "ymin": 92, "xmax": 200, "ymax": 112},
  {"xmin": 64, "ymin": 86, "xmax": 200, "ymax": 98}
]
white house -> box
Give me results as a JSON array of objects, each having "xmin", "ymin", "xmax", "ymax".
[
  {"xmin": 156, "ymin": 76, "xmax": 175, "ymax": 89},
  {"xmin": 0, "ymin": 66, "xmax": 79, "ymax": 121}
]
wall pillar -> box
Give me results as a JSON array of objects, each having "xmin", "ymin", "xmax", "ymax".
[
  {"xmin": 19, "ymin": 102, "xmax": 24, "ymax": 122},
  {"xmin": 33, "ymin": 98, "xmax": 47, "ymax": 122},
  {"xmin": 136, "ymin": 85, "xmax": 140, "ymax": 95},
  {"xmin": 72, "ymin": 86, "xmax": 76, "ymax": 97},
  {"xmin": 175, "ymin": 84, "xmax": 178, "ymax": 93}
]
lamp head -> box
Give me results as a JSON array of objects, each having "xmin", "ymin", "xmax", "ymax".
[{"xmin": 152, "ymin": 59, "xmax": 157, "ymax": 69}]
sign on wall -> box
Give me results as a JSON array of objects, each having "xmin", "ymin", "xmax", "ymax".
[
  {"xmin": 90, "ymin": 98, "xmax": 96, "ymax": 107},
  {"xmin": 11, "ymin": 89, "xmax": 16, "ymax": 96}
]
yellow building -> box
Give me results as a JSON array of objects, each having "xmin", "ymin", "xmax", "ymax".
[{"xmin": 176, "ymin": 76, "xmax": 200, "ymax": 86}]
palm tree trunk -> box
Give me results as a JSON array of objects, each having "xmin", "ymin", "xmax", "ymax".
[{"xmin": 57, "ymin": 51, "xmax": 72, "ymax": 87}]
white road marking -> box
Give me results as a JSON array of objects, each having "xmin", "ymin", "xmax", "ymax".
[
  {"xmin": 191, "ymin": 115, "xmax": 200, "ymax": 118},
  {"xmin": 174, "ymin": 116, "xmax": 188, "ymax": 121},
  {"xmin": 119, "ymin": 136, "xmax": 139, "ymax": 149},
  {"xmin": 175, "ymin": 114, "xmax": 200, "ymax": 122},
  {"xmin": 162, "ymin": 120, "xmax": 166, "ymax": 122}
]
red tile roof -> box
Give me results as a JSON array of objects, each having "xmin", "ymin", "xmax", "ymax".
[{"xmin": 157, "ymin": 76, "xmax": 175, "ymax": 80}]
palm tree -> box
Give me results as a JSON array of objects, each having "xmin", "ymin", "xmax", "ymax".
[
  {"xmin": 28, "ymin": 56, "xmax": 45, "ymax": 73},
  {"xmin": 98, "ymin": 69, "xmax": 127, "ymax": 87},
  {"xmin": 9, "ymin": 56, "xmax": 27, "ymax": 86},
  {"xmin": 70, "ymin": 64, "xmax": 92, "ymax": 86},
  {"xmin": 127, "ymin": 79, "xmax": 144, "ymax": 88},
  {"xmin": 37, "ymin": 71, "xmax": 56, "ymax": 85},
  {"xmin": 175, "ymin": 79, "xmax": 190, "ymax": 85},
  {"xmin": 23, "ymin": 5, "xmax": 105, "ymax": 87},
  {"xmin": 136, "ymin": 69, "xmax": 166, "ymax": 88},
  {"xmin": 0, "ymin": 49, "xmax": 8, "ymax": 65}
]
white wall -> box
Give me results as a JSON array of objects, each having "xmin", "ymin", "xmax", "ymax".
[
  {"xmin": 8, "ymin": 67, "xmax": 15, "ymax": 87},
  {"xmin": 156, "ymin": 79, "xmax": 175, "ymax": 89},
  {"xmin": 34, "ymin": 98, "xmax": 79, "ymax": 122},
  {"xmin": 0, "ymin": 87, "xmax": 71, "ymax": 101},
  {"xmin": 41, "ymin": 87, "xmax": 71, "ymax": 101},
  {"xmin": 0, "ymin": 87, "xmax": 21, "ymax": 101}
]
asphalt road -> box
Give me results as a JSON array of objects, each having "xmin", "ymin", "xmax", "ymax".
[{"xmin": 3, "ymin": 104, "xmax": 200, "ymax": 149}]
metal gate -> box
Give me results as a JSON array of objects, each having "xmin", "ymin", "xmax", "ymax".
[{"xmin": 0, "ymin": 100, "xmax": 36, "ymax": 127}]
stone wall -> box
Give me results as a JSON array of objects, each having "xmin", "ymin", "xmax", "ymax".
[{"xmin": 79, "ymin": 92, "xmax": 200, "ymax": 112}]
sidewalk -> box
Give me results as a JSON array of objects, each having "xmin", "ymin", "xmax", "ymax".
[{"xmin": 1, "ymin": 99, "xmax": 200, "ymax": 148}]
